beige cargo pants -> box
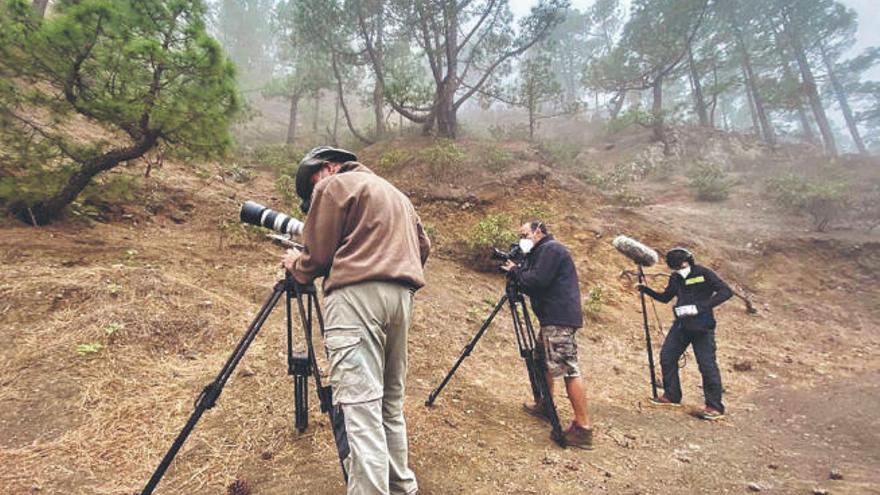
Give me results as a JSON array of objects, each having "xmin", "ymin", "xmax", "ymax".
[{"xmin": 323, "ymin": 281, "xmax": 418, "ymax": 495}]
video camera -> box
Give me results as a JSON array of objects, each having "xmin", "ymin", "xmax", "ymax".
[{"xmin": 490, "ymin": 243, "xmax": 526, "ymax": 265}]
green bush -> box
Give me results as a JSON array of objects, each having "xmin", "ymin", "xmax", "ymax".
[
  {"xmin": 766, "ymin": 174, "xmax": 849, "ymax": 232},
  {"xmin": 377, "ymin": 149, "xmax": 410, "ymax": 172},
  {"xmin": 462, "ymin": 214, "xmax": 518, "ymax": 271},
  {"xmin": 220, "ymin": 163, "xmax": 253, "ymax": 183},
  {"xmin": 519, "ymin": 204, "xmax": 556, "ymax": 225},
  {"xmin": 689, "ymin": 161, "xmax": 732, "ymax": 202},
  {"xmin": 275, "ymin": 175, "xmax": 302, "ymax": 213},
  {"xmin": 538, "ymin": 140, "xmax": 579, "ymax": 167},
  {"xmin": 416, "ymin": 140, "xmax": 465, "ymax": 181},
  {"xmin": 249, "ymin": 144, "xmax": 304, "ymax": 174},
  {"xmin": 605, "ymin": 106, "xmax": 653, "ymax": 134},
  {"xmin": 483, "ymin": 146, "xmax": 514, "ymax": 173},
  {"xmin": 584, "ymin": 285, "xmax": 603, "ymax": 319}
]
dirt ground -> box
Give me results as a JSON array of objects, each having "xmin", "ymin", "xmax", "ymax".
[{"xmin": 1, "ymin": 135, "xmax": 879, "ymax": 495}]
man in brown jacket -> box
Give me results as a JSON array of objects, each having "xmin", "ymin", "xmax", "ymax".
[{"xmin": 282, "ymin": 146, "xmax": 430, "ymax": 495}]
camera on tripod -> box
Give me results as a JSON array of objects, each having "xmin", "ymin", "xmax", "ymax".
[
  {"xmin": 240, "ymin": 200, "xmax": 304, "ymax": 237},
  {"xmin": 490, "ymin": 243, "xmax": 526, "ymax": 264}
]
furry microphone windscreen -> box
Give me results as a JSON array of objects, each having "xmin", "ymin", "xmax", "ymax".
[{"xmin": 612, "ymin": 235, "xmax": 659, "ymax": 267}]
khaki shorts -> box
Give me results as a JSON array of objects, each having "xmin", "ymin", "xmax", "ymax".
[{"xmin": 536, "ymin": 325, "xmax": 580, "ymax": 378}]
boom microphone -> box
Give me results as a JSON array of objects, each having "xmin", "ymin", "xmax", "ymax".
[{"xmin": 612, "ymin": 235, "xmax": 658, "ymax": 267}]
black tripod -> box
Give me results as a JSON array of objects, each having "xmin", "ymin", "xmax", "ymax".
[
  {"xmin": 140, "ymin": 274, "xmax": 348, "ymax": 494},
  {"xmin": 425, "ymin": 277, "xmax": 567, "ymax": 447}
]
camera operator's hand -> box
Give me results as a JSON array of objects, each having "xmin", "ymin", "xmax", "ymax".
[
  {"xmin": 281, "ymin": 248, "xmax": 300, "ymax": 272},
  {"xmin": 501, "ymin": 260, "xmax": 517, "ymax": 272}
]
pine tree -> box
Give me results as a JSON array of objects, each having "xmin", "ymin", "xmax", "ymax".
[{"xmin": 0, "ymin": 0, "xmax": 239, "ymax": 224}]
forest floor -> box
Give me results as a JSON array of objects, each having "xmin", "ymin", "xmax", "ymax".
[{"xmin": 1, "ymin": 128, "xmax": 879, "ymax": 494}]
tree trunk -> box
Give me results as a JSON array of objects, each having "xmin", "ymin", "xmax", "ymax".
[
  {"xmin": 528, "ymin": 93, "xmax": 536, "ymax": 141},
  {"xmin": 32, "ymin": 0, "xmax": 49, "ymax": 17},
  {"xmin": 821, "ymin": 44, "xmax": 867, "ymax": 155},
  {"xmin": 312, "ymin": 90, "xmax": 320, "ymax": 135},
  {"xmin": 286, "ymin": 95, "xmax": 300, "ymax": 145},
  {"xmin": 435, "ymin": 1, "xmax": 459, "ymax": 139},
  {"xmin": 435, "ymin": 82, "xmax": 457, "ymax": 138},
  {"xmin": 742, "ymin": 63, "xmax": 760, "ymax": 135},
  {"xmin": 736, "ymin": 31, "xmax": 776, "ymax": 147},
  {"xmin": 331, "ymin": 52, "xmax": 373, "ymax": 145},
  {"xmin": 687, "ymin": 43, "xmax": 710, "ymax": 126},
  {"xmin": 332, "ymin": 94, "xmax": 340, "ymax": 145},
  {"xmin": 651, "ymin": 76, "xmax": 668, "ymax": 154},
  {"xmin": 610, "ymin": 91, "xmax": 626, "ymax": 119},
  {"xmin": 373, "ymin": 0, "xmax": 387, "ymax": 137},
  {"xmin": 786, "ymin": 18, "xmax": 837, "ymax": 156},
  {"xmin": 373, "ymin": 83, "xmax": 386, "ymax": 138},
  {"xmin": 25, "ymin": 135, "xmax": 158, "ymax": 225},
  {"xmin": 708, "ymin": 62, "xmax": 719, "ymax": 127},
  {"xmin": 771, "ymin": 27, "xmax": 817, "ymax": 144}
]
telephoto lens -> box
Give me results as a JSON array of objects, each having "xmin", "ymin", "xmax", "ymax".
[{"xmin": 240, "ymin": 201, "xmax": 304, "ymax": 237}]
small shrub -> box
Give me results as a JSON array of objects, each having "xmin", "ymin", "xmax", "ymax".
[
  {"xmin": 483, "ymin": 146, "xmax": 514, "ymax": 173},
  {"xmin": 104, "ymin": 321, "xmax": 124, "ymax": 337},
  {"xmin": 538, "ymin": 141, "xmax": 579, "ymax": 167},
  {"xmin": 584, "ymin": 285, "xmax": 603, "ymax": 318},
  {"xmin": 519, "ymin": 204, "xmax": 555, "ymax": 225},
  {"xmin": 613, "ymin": 190, "xmax": 647, "ymax": 207},
  {"xmin": 275, "ymin": 175, "xmax": 300, "ymax": 212},
  {"xmin": 605, "ymin": 106, "xmax": 653, "ymax": 134},
  {"xmin": 766, "ymin": 174, "xmax": 849, "ymax": 232},
  {"xmin": 576, "ymin": 166, "xmax": 607, "ymax": 188},
  {"xmin": 377, "ymin": 149, "xmax": 410, "ymax": 172},
  {"xmin": 76, "ymin": 343, "xmax": 103, "ymax": 355},
  {"xmin": 416, "ymin": 140, "xmax": 465, "ymax": 181},
  {"xmin": 250, "ymin": 144, "xmax": 303, "ymax": 174},
  {"xmin": 462, "ymin": 214, "xmax": 518, "ymax": 271},
  {"xmin": 689, "ymin": 161, "xmax": 732, "ymax": 202},
  {"xmin": 221, "ymin": 163, "xmax": 253, "ymax": 183}
]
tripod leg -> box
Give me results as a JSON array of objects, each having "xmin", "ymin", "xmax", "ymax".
[
  {"xmin": 292, "ymin": 286, "xmax": 350, "ymax": 482},
  {"xmin": 141, "ymin": 283, "xmax": 285, "ymax": 495},
  {"xmin": 425, "ymin": 295, "xmax": 508, "ymax": 406},
  {"xmin": 513, "ymin": 300, "xmax": 566, "ymax": 448},
  {"xmin": 294, "ymin": 374, "xmax": 308, "ymax": 433},
  {"xmin": 638, "ymin": 266, "xmax": 659, "ymax": 399}
]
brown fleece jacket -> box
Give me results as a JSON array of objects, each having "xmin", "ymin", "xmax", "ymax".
[{"xmin": 291, "ymin": 162, "xmax": 430, "ymax": 293}]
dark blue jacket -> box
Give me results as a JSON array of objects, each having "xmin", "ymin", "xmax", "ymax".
[
  {"xmin": 511, "ymin": 235, "xmax": 583, "ymax": 328},
  {"xmin": 642, "ymin": 264, "xmax": 733, "ymax": 331}
]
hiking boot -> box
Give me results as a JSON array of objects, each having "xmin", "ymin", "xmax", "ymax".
[
  {"xmin": 522, "ymin": 401, "xmax": 551, "ymax": 423},
  {"xmin": 649, "ymin": 395, "xmax": 681, "ymax": 407},
  {"xmin": 564, "ymin": 422, "xmax": 593, "ymax": 450},
  {"xmin": 698, "ymin": 407, "xmax": 725, "ymax": 421}
]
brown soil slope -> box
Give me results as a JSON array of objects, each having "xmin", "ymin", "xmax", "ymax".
[{"xmin": 1, "ymin": 134, "xmax": 879, "ymax": 495}]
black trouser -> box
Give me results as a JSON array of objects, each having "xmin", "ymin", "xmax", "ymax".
[{"xmin": 659, "ymin": 321, "xmax": 724, "ymax": 412}]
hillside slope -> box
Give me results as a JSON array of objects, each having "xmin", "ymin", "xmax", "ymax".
[{"xmin": 1, "ymin": 131, "xmax": 879, "ymax": 494}]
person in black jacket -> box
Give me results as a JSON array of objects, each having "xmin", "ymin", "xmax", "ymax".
[
  {"xmin": 502, "ymin": 221, "xmax": 593, "ymax": 449},
  {"xmin": 638, "ymin": 247, "xmax": 733, "ymax": 420}
]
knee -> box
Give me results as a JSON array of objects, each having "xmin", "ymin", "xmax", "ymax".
[{"xmin": 659, "ymin": 349, "xmax": 679, "ymax": 367}]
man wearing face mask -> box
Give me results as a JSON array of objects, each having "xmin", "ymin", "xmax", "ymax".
[
  {"xmin": 637, "ymin": 247, "xmax": 732, "ymax": 420},
  {"xmin": 282, "ymin": 146, "xmax": 430, "ymax": 495},
  {"xmin": 501, "ymin": 221, "xmax": 593, "ymax": 449}
]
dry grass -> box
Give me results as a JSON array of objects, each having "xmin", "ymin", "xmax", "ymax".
[{"xmin": 1, "ymin": 137, "xmax": 879, "ymax": 494}]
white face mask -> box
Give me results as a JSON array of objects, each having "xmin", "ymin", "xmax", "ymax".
[
  {"xmin": 519, "ymin": 238, "xmax": 535, "ymax": 254},
  {"xmin": 677, "ymin": 265, "xmax": 691, "ymax": 279}
]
